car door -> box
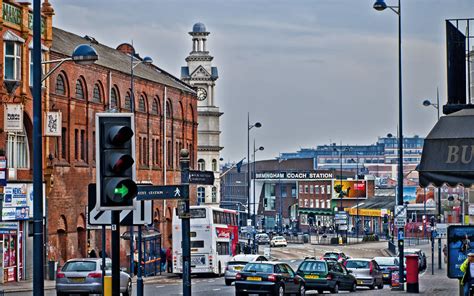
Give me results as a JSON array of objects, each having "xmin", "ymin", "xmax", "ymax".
[
  {"xmin": 341, "ymin": 264, "xmax": 353, "ymax": 289},
  {"xmin": 331, "ymin": 263, "xmax": 345, "ymax": 288},
  {"xmin": 372, "ymin": 261, "xmax": 383, "ymax": 284},
  {"xmin": 278, "ymin": 264, "xmax": 296, "ymax": 293},
  {"xmin": 285, "ymin": 264, "xmax": 301, "ymax": 293}
]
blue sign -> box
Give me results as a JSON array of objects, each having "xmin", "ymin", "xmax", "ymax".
[
  {"xmin": 136, "ymin": 185, "xmax": 189, "ymax": 201},
  {"xmin": 398, "ymin": 229, "xmax": 404, "ymax": 240},
  {"xmin": 447, "ymin": 225, "xmax": 474, "ymax": 278}
]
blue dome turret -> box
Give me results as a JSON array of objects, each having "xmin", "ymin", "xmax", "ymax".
[{"xmin": 192, "ymin": 23, "xmax": 207, "ymax": 33}]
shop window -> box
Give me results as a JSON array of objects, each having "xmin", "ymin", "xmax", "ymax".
[
  {"xmin": 7, "ymin": 131, "xmax": 29, "ymax": 169},
  {"xmin": 4, "ymin": 41, "xmax": 21, "ymax": 81}
]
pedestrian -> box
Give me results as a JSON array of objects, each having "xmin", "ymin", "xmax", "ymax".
[
  {"xmin": 166, "ymin": 247, "xmax": 173, "ymax": 273},
  {"xmin": 99, "ymin": 250, "xmax": 108, "ymax": 258},
  {"xmin": 460, "ymin": 252, "xmax": 474, "ymax": 295},
  {"xmin": 443, "ymin": 244, "xmax": 448, "ymax": 264},
  {"xmin": 88, "ymin": 248, "xmax": 97, "ymax": 258},
  {"xmin": 160, "ymin": 248, "xmax": 166, "ymax": 271}
]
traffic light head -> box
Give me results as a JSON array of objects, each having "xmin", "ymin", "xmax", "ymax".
[{"xmin": 96, "ymin": 113, "xmax": 137, "ymax": 210}]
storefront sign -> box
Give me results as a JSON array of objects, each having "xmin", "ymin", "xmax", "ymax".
[
  {"xmin": 4, "ymin": 104, "xmax": 23, "ymax": 132},
  {"xmin": 44, "ymin": 112, "xmax": 62, "ymax": 136},
  {"xmin": 255, "ymin": 171, "xmax": 333, "ymax": 180},
  {"xmin": 3, "ymin": 184, "xmax": 27, "ymax": 208},
  {"xmin": 344, "ymin": 208, "xmax": 390, "ymax": 217},
  {"xmin": 0, "ymin": 222, "xmax": 17, "ymax": 234},
  {"xmin": 1, "ymin": 207, "xmax": 29, "ymax": 221}
]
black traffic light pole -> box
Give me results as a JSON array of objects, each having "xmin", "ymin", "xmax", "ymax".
[
  {"xmin": 112, "ymin": 211, "xmax": 121, "ymax": 296},
  {"xmin": 180, "ymin": 149, "xmax": 191, "ymax": 296}
]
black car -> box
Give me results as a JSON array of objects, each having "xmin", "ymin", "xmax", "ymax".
[
  {"xmin": 297, "ymin": 258, "xmax": 357, "ymax": 294},
  {"xmin": 373, "ymin": 257, "xmax": 399, "ymax": 284},
  {"xmin": 234, "ymin": 262, "xmax": 305, "ymax": 296}
]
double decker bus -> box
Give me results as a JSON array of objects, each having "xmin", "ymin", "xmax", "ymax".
[{"xmin": 172, "ymin": 206, "xmax": 238, "ymax": 275}]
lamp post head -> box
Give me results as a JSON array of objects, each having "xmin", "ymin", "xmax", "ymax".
[
  {"xmin": 71, "ymin": 44, "xmax": 98, "ymax": 65},
  {"xmin": 387, "ymin": 133, "xmax": 393, "ymax": 138},
  {"xmin": 373, "ymin": 0, "xmax": 387, "ymax": 11},
  {"xmin": 142, "ymin": 56, "xmax": 153, "ymax": 65},
  {"xmin": 255, "ymin": 122, "xmax": 262, "ymax": 128},
  {"xmin": 258, "ymin": 146, "xmax": 264, "ymax": 151},
  {"xmin": 422, "ymin": 100, "xmax": 432, "ymax": 107}
]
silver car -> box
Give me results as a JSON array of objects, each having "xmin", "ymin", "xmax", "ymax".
[
  {"xmin": 56, "ymin": 258, "xmax": 132, "ymax": 296},
  {"xmin": 345, "ymin": 258, "xmax": 384, "ymax": 290},
  {"xmin": 224, "ymin": 254, "xmax": 268, "ymax": 286}
]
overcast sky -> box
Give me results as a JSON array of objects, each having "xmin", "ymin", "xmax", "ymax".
[{"xmin": 51, "ymin": 0, "xmax": 473, "ymax": 162}]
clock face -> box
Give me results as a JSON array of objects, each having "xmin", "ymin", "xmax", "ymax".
[{"xmin": 197, "ymin": 88, "xmax": 207, "ymax": 101}]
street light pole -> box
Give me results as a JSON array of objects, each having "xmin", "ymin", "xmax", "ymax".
[
  {"xmin": 373, "ymin": 0, "xmax": 404, "ymax": 289},
  {"xmin": 253, "ymin": 141, "xmax": 264, "ymax": 233},
  {"xmin": 247, "ymin": 114, "xmax": 261, "ymax": 253}
]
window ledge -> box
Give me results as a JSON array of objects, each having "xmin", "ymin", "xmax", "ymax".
[
  {"xmin": 54, "ymin": 160, "xmax": 70, "ymax": 167},
  {"xmin": 139, "ymin": 165, "xmax": 150, "ymax": 170},
  {"xmin": 74, "ymin": 161, "xmax": 89, "ymax": 168},
  {"xmin": 152, "ymin": 166, "xmax": 162, "ymax": 170}
]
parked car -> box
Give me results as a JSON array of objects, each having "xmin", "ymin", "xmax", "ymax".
[
  {"xmin": 224, "ymin": 254, "xmax": 268, "ymax": 286},
  {"xmin": 234, "ymin": 261, "xmax": 305, "ymax": 296},
  {"xmin": 56, "ymin": 258, "xmax": 132, "ymax": 296},
  {"xmin": 270, "ymin": 236, "xmax": 287, "ymax": 247},
  {"xmin": 373, "ymin": 256, "xmax": 399, "ymax": 284},
  {"xmin": 255, "ymin": 233, "xmax": 270, "ymax": 245},
  {"xmin": 322, "ymin": 251, "xmax": 349, "ymax": 263},
  {"xmin": 345, "ymin": 258, "xmax": 384, "ymax": 290},
  {"xmin": 403, "ymin": 248, "xmax": 427, "ymax": 271},
  {"xmin": 296, "ymin": 258, "xmax": 357, "ymax": 294}
]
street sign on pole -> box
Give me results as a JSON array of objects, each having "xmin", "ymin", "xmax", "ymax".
[
  {"xmin": 188, "ymin": 170, "xmax": 215, "ymax": 185},
  {"xmin": 136, "ymin": 185, "xmax": 189, "ymax": 200}
]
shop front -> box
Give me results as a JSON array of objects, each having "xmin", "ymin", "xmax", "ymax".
[
  {"xmin": 298, "ymin": 208, "xmax": 334, "ymax": 232},
  {"xmin": 344, "ymin": 208, "xmax": 390, "ymax": 235}
]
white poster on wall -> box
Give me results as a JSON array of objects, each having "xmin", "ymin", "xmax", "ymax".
[
  {"xmin": 44, "ymin": 111, "xmax": 62, "ymax": 136},
  {"xmin": 4, "ymin": 104, "xmax": 23, "ymax": 132}
]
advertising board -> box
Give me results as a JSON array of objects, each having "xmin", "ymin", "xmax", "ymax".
[
  {"xmin": 332, "ymin": 180, "xmax": 367, "ymax": 199},
  {"xmin": 447, "ymin": 225, "xmax": 474, "ymax": 278}
]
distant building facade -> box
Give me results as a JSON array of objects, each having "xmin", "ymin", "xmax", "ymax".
[{"xmin": 181, "ymin": 23, "xmax": 222, "ymax": 205}]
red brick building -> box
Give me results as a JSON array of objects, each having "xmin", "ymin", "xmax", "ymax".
[{"xmin": 45, "ymin": 27, "xmax": 198, "ymax": 266}]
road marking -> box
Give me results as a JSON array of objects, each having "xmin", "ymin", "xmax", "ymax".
[
  {"xmin": 213, "ymin": 288, "xmax": 221, "ymax": 291},
  {"xmin": 156, "ymin": 285, "xmax": 165, "ymax": 288}
]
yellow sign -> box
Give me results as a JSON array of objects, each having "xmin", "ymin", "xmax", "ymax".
[{"xmin": 344, "ymin": 208, "xmax": 390, "ymax": 217}]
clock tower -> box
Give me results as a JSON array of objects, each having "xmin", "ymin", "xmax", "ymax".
[{"xmin": 181, "ymin": 23, "xmax": 223, "ymax": 205}]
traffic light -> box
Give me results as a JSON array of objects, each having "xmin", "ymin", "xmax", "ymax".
[{"xmin": 96, "ymin": 113, "xmax": 137, "ymax": 210}]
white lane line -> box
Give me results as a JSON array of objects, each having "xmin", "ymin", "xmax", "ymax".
[
  {"xmin": 156, "ymin": 285, "xmax": 165, "ymax": 288},
  {"xmin": 213, "ymin": 288, "xmax": 221, "ymax": 291}
]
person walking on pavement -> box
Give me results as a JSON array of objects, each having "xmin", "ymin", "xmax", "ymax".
[
  {"xmin": 460, "ymin": 252, "xmax": 474, "ymax": 296},
  {"xmin": 443, "ymin": 244, "xmax": 448, "ymax": 264},
  {"xmin": 166, "ymin": 247, "xmax": 173, "ymax": 273}
]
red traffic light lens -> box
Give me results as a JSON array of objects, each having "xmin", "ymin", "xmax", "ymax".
[
  {"xmin": 110, "ymin": 154, "xmax": 134, "ymax": 174},
  {"xmin": 108, "ymin": 126, "xmax": 133, "ymax": 146}
]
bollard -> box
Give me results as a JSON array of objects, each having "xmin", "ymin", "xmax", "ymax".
[
  {"xmin": 103, "ymin": 275, "xmax": 112, "ymax": 296},
  {"xmin": 405, "ymin": 254, "xmax": 419, "ymax": 293}
]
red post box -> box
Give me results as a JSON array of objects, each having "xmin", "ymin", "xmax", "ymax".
[{"xmin": 406, "ymin": 254, "xmax": 419, "ymax": 293}]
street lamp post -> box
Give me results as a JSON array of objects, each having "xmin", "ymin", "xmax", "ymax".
[
  {"xmin": 129, "ymin": 53, "xmax": 153, "ymax": 296},
  {"xmin": 252, "ymin": 141, "xmax": 264, "ymax": 234},
  {"xmin": 247, "ymin": 114, "xmax": 261, "ymax": 253},
  {"xmin": 350, "ymin": 155, "xmax": 360, "ymax": 240},
  {"xmin": 32, "ymin": 6, "xmax": 98, "ymax": 291},
  {"xmin": 334, "ymin": 145, "xmax": 349, "ymax": 243},
  {"xmin": 373, "ymin": 0, "xmax": 405, "ymax": 289},
  {"xmin": 422, "ymin": 89, "xmax": 443, "ymax": 270}
]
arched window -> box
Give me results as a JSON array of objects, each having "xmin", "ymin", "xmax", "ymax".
[
  {"xmin": 92, "ymin": 83, "xmax": 102, "ymax": 102},
  {"xmin": 138, "ymin": 95, "xmax": 146, "ymax": 112},
  {"xmin": 197, "ymin": 159, "xmax": 205, "ymax": 171},
  {"xmin": 152, "ymin": 98, "xmax": 159, "ymax": 115},
  {"xmin": 197, "ymin": 187, "xmax": 205, "ymax": 205},
  {"xmin": 124, "ymin": 92, "xmax": 131, "ymax": 110},
  {"xmin": 110, "ymin": 87, "xmax": 119, "ymax": 109},
  {"xmin": 166, "ymin": 100, "xmax": 172, "ymax": 118},
  {"xmin": 212, "ymin": 159, "xmax": 218, "ymax": 172},
  {"xmin": 75, "ymin": 79, "xmax": 85, "ymax": 99},
  {"xmin": 211, "ymin": 187, "xmax": 217, "ymax": 203},
  {"xmin": 55, "ymin": 74, "xmax": 66, "ymax": 95}
]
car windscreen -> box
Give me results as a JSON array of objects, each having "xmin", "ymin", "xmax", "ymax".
[
  {"xmin": 243, "ymin": 263, "xmax": 274, "ymax": 273},
  {"xmin": 62, "ymin": 261, "xmax": 97, "ymax": 272},
  {"xmin": 345, "ymin": 260, "xmax": 370, "ymax": 269},
  {"xmin": 298, "ymin": 261, "xmax": 327, "ymax": 273},
  {"xmin": 228, "ymin": 261, "xmax": 247, "ymax": 266},
  {"xmin": 375, "ymin": 257, "xmax": 397, "ymax": 266},
  {"xmin": 324, "ymin": 253, "xmax": 339, "ymax": 259}
]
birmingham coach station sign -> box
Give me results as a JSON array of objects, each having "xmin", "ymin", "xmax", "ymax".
[{"xmin": 255, "ymin": 171, "xmax": 334, "ymax": 180}]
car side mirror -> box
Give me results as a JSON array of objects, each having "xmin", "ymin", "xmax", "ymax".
[{"xmin": 347, "ymin": 270, "xmax": 353, "ymax": 274}]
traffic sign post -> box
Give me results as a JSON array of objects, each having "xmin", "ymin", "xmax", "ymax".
[{"xmin": 180, "ymin": 150, "xmax": 191, "ymax": 296}]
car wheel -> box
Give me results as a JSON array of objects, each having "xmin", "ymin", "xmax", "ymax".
[
  {"xmin": 378, "ymin": 280, "xmax": 384, "ymax": 289},
  {"xmin": 351, "ymin": 281, "xmax": 357, "ymax": 292},
  {"xmin": 277, "ymin": 285, "xmax": 285, "ymax": 296},
  {"xmin": 298, "ymin": 284, "xmax": 305, "ymax": 296},
  {"xmin": 123, "ymin": 280, "xmax": 132, "ymax": 296},
  {"xmin": 369, "ymin": 282, "xmax": 375, "ymax": 290},
  {"xmin": 235, "ymin": 291, "xmax": 247, "ymax": 296},
  {"xmin": 330, "ymin": 283, "xmax": 339, "ymax": 294},
  {"xmin": 317, "ymin": 290, "xmax": 323, "ymax": 294},
  {"xmin": 225, "ymin": 279, "xmax": 233, "ymax": 286}
]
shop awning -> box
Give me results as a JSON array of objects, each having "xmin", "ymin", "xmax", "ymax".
[
  {"xmin": 418, "ymin": 109, "xmax": 474, "ymax": 187},
  {"xmin": 298, "ymin": 208, "xmax": 333, "ymax": 215}
]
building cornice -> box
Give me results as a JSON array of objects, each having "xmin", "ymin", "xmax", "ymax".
[
  {"xmin": 198, "ymin": 110, "xmax": 224, "ymax": 117},
  {"xmin": 198, "ymin": 145, "xmax": 223, "ymax": 152}
]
